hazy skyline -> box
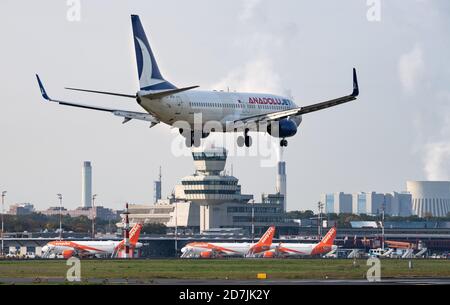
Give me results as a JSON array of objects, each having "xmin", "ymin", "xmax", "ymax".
[{"xmin": 1, "ymin": 0, "xmax": 449, "ymax": 211}]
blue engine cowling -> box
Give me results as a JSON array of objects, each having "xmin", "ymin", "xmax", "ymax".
[{"xmin": 267, "ymin": 119, "xmax": 298, "ymax": 138}]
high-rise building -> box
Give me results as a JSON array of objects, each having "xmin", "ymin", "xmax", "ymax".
[
  {"xmin": 352, "ymin": 192, "xmax": 385, "ymax": 215},
  {"xmin": 321, "ymin": 192, "xmax": 352, "ymax": 214},
  {"xmin": 82, "ymin": 161, "xmax": 92, "ymax": 208},
  {"xmin": 324, "ymin": 191, "xmax": 412, "ymax": 216},
  {"xmin": 276, "ymin": 161, "xmax": 287, "ymax": 212}
]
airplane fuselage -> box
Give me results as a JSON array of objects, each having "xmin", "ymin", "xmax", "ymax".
[
  {"xmin": 42, "ymin": 240, "xmax": 120, "ymax": 256},
  {"xmin": 181, "ymin": 242, "xmax": 270, "ymax": 257},
  {"xmin": 138, "ymin": 90, "xmax": 302, "ymax": 130},
  {"xmin": 274, "ymin": 243, "xmax": 337, "ymax": 256}
]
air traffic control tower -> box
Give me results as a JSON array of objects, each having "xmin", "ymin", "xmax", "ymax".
[
  {"xmin": 124, "ymin": 147, "xmax": 292, "ymax": 235},
  {"xmin": 175, "ymin": 147, "xmax": 253, "ymax": 232}
]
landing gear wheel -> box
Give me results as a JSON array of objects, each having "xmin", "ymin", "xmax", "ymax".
[
  {"xmin": 237, "ymin": 129, "xmax": 253, "ymax": 148},
  {"xmin": 244, "ymin": 129, "xmax": 252, "ymax": 147},
  {"xmin": 185, "ymin": 136, "xmax": 192, "ymax": 148},
  {"xmin": 245, "ymin": 135, "xmax": 252, "ymax": 147},
  {"xmin": 280, "ymin": 139, "xmax": 288, "ymax": 147},
  {"xmin": 237, "ymin": 136, "xmax": 245, "ymax": 147},
  {"xmin": 185, "ymin": 131, "xmax": 201, "ymax": 148}
]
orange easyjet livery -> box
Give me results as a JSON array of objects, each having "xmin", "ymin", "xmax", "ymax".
[
  {"xmin": 41, "ymin": 223, "xmax": 143, "ymax": 258},
  {"xmin": 180, "ymin": 226, "xmax": 276, "ymax": 258},
  {"xmin": 260, "ymin": 227, "xmax": 338, "ymax": 258}
]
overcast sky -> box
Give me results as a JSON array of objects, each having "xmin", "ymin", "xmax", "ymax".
[{"xmin": 1, "ymin": 0, "xmax": 449, "ymax": 212}]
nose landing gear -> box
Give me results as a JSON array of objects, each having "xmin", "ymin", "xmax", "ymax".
[
  {"xmin": 181, "ymin": 129, "xmax": 202, "ymax": 148},
  {"xmin": 280, "ymin": 139, "xmax": 288, "ymax": 147}
]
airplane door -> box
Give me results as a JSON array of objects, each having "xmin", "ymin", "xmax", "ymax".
[
  {"xmin": 240, "ymin": 96, "xmax": 251, "ymax": 116},
  {"xmin": 174, "ymin": 96, "xmax": 184, "ymax": 116}
]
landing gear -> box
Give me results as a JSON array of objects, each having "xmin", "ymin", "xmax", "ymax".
[
  {"xmin": 183, "ymin": 130, "xmax": 201, "ymax": 148},
  {"xmin": 237, "ymin": 129, "xmax": 252, "ymax": 147},
  {"xmin": 280, "ymin": 139, "xmax": 288, "ymax": 147}
]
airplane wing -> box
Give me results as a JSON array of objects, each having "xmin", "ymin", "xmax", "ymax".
[
  {"xmin": 235, "ymin": 69, "xmax": 359, "ymax": 126},
  {"xmin": 36, "ymin": 75, "xmax": 160, "ymax": 126}
]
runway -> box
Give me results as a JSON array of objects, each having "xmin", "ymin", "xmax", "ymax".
[{"xmin": 1, "ymin": 277, "xmax": 449, "ymax": 285}]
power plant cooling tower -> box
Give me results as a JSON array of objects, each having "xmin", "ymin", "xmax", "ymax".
[{"xmin": 407, "ymin": 181, "xmax": 450, "ymax": 217}]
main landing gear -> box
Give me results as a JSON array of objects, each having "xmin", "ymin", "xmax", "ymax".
[
  {"xmin": 237, "ymin": 129, "xmax": 252, "ymax": 147},
  {"xmin": 280, "ymin": 138, "xmax": 288, "ymax": 147},
  {"xmin": 183, "ymin": 130, "xmax": 201, "ymax": 148}
]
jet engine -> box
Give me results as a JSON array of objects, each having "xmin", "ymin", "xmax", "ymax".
[
  {"xmin": 200, "ymin": 251, "xmax": 213, "ymax": 258},
  {"xmin": 62, "ymin": 250, "xmax": 75, "ymax": 259},
  {"xmin": 267, "ymin": 119, "xmax": 298, "ymax": 138},
  {"xmin": 263, "ymin": 251, "xmax": 275, "ymax": 258}
]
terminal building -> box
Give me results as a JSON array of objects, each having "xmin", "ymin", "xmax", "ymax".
[{"xmin": 122, "ymin": 147, "xmax": 295, "ymax": 234}]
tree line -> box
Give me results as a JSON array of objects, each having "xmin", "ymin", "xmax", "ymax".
[
  {"xmin": 1, "ymin": 213, "xmax": 119, "ymax": 233},
  {"xmin": 285, "ymin": 210, "xmax": 450, "ymax": 227}
]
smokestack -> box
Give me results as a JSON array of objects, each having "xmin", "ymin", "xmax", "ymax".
[
  {"xmin": 276, "ymin": 161, "xmax": 287, "ymax": 212},
  {"xmin": 154, "ymin": 166, "xmax": 162, "ymax": 203},
  {"xmin": 81, "ymin": 161, "xmax": 92, "ymax": 208}
]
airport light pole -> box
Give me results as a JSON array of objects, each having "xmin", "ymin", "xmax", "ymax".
[
  {"xmin": 317, "ymin": 201, "xmax": 324, "ymax": 240},
  {"xmin": 381, "ymin": 199, "xmax": 386, "ymax": 251},
  {"xmin": 1, "ymin": 191, "xmax": 7, "ymax": 257},
  {"xmin": 251, "ymin": 200, "xmax": 255, "ymax": 243},
  {"xmin": 92, "ymin": 194, "xmax": 97, "ymax": 239},
  {"xmin": 57, "ymin": 193, "xmax": 63, "ymax": 240},
  {"xmin": 175, "ymin": 200, "xmax": 178, "ymax": 255}
]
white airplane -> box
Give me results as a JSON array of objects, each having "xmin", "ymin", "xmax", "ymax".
[
  {"xmin": 260, "ymin": 227, "xmax": 337, "ymax": 258},
  {"xmin": 41, "ymin": 223, "xmax": 143, "ymax": 259},
  {"xmin": 36, "ymin": 14, "xmax": 359, "ymax": 148},
  {"xmin": 180, "ymin": 226, "xmax": 275, "ymax": 258}
]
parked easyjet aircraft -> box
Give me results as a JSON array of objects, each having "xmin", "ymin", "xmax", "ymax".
[
  {"xmin": 261, "ymin": 227, "xmax": 337, "ymax": 258},
  {"xmin": 36, "ymin": 15, "xmax": 359, "ymax": 148},
  {"xmin": 180, "ymin": 226, "xmax": 276, "ymax": 258},
  {"xmin": 41, "ymin": 223, "xmax": 143, "ymax": 259}
]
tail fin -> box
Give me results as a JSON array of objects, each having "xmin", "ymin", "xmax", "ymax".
[
  {"xmin": 247, "ymin": 226, "xmax": 276, "ymax": 256},
  {"xmin": 257, "ymin": 226, "xmax": 276, "ymax": 247},
  {"xmin": 129, "ymin": 223, "xmax": 143, "ymax": 246},
  {"xmin": 131, "ymin": 15, "xmax": 176, "ymax": 91},
  {"xmin": 320, "ymin": 226, "xmax": 337, "ymax": 246},
  {"xmin": 310, "ymin": 226, "xmax": 337, "ymax": 256}
]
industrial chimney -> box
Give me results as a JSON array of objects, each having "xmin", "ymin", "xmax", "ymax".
[
  {"xmin": 276, "ymin": 161, "xmax": 287, "ymax": 212},
  {"xmin": 82, "ymin": 161, "xmax": 92, "ymax": 208},
  {"xmin": 154, "ymin": 166, "xmax": 162, "ymax": 203}
]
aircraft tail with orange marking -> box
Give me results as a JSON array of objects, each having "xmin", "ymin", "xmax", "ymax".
[
  {"xmin": 247, "ymin": 226, "xmax": 276, "ymax": 256},
  {"xmin": 311, "ymin": 226, "xmax": 337, "ymax": 255}
]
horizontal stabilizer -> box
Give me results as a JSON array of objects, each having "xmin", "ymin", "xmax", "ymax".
[{"xmin": 65, "ymin": 87, "xmax": 136, "ymax": 99}]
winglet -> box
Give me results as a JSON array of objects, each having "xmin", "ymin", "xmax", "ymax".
[
  {"xmin": 36, "ymin": 74, "xmax": 51, "ymax": 101},
  {"xmin": 351, "ymin": 68, "xmax": 359, "ymax": 97}
]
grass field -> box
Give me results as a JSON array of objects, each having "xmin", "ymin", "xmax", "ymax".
[{"xmin": 0, "ymin": 259, "xmax": 449, "ymax": 281}]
